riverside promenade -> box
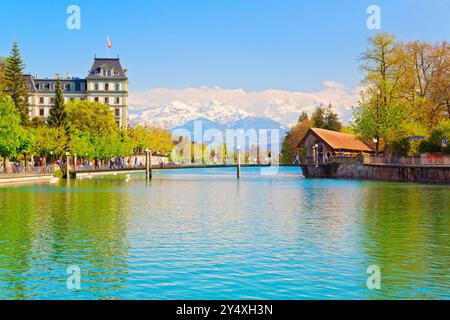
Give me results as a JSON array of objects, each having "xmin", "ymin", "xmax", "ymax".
[{"xmin": 0, "ymin": 166, "xmax": 55, "ymax": 185}]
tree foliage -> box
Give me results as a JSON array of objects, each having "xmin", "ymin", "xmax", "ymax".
[
  {"xmin": 47, "ymin": 78, "xmax": 67, "ymax": 128},
  {"xmin": 353, "ymin": 33, "xmax": 449, "ymax": 155},
  {"xmin": 3, "ymin": 42, "xmax": 29, "ymax": 126},
  {"xmin": 31, "ymin": 126, "xmax": 69, "ymax": 159},
  {"xmin": 66, "ymin": 100, "xmax": 117, "ymax": 137},
  {"xmin": 281, "ymin": 118, "xmax": 314, "ymax": 164},
  {"xmin": 0, "ymin": 94, "xmax": 27, "ymax": 171},
  {"xmin": 311, "ymin": 103, "xmax": 342, "ymax": 131},
  {"xmin": 0, "ymin": 57, "xmax": 6, "ymax": 90}
]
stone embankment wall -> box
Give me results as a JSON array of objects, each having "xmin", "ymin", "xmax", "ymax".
[{"xmin": 301, "ymin": 157, "xmax": 449, "ymax": 184}]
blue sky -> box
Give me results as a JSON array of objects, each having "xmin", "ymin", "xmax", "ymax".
[{"xmin": 1, "ymin": 0, "xmax": 449, "ymax": 92}]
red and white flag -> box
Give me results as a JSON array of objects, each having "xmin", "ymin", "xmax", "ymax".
[{"xmin": 107, "ymin": 36, "xmax": 112, "ymax": 49}]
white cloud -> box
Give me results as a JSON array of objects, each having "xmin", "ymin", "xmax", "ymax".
[{"xmin": 128, "ymin": 81, "xmax": 360, "ymax": 128}]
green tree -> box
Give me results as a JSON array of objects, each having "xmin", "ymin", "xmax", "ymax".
[
  {"xmin": 311, "ymin": 104, "xmax": 326, "ymax": 128},
  {"xmin": 0, "ymin": 94, "xmax": 25, "ymax": 172},
  {"xmin": 324, "ymin": 103, "xmax": 342, "ymax": 131},
  {"xmin": 47, "ymin": 78, "xmax": 67, "ymax": 128},
  {"xmin": 31, "ymin": 126, "xmax": 68, "ymax": 159},
  {"xmin": 129, "ymin": 125, "xmax": 173, "ymax": 156},
  {"xmin": 69, "ymin": 132, "xmax": 95, "ymax": 159},
  {"xmin": 353, "ymin": 33, "xmax": 404, "ymax": 156},
  {"xmin": 0, "ymin": 57, "xmax": 6, "ymax": 90},
  {"xmin": 311, "ymin": 103, "xmax": 342, "ymax": 131},
  {"xmin": 66, "ymin": 100, "xmax": 117, "ymax": 136},
  {"xmin": 298, "ymin": 111, "xmax": 308, "ymax": 122},
  {"xmin": 419, "ymin": 119, "xmax": 450, "ymax": 154},
  {"xmin": 3, "ymin": 42, "xmax": 29, "ymax": 126}
]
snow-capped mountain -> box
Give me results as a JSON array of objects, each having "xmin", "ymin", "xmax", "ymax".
[
  {"xmin": 128, "ymin": 84, "xmax": 360, "ymax": 129},
  {"xmin": 129, "ymin": 100, "xmax": 251, "ymax": 129}
]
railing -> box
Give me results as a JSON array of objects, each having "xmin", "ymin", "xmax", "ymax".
[
  {"xmin": 302, "ymin": 154, "xmax": 450, "ymax": 167},
  {"xmin": 0, "ymin": 165, "xmax": 55, "ymax": 177},
  {"xmin": 366, "ymin": 155, "xmax": 450, "ymax": 166},
  {"xmin": 73, "ymin": 164, "xmax": 147, "ymax": 172}
]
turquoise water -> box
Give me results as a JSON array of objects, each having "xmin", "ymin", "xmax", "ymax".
[{"xmin": 0, "ymin": 166, "xmax": 449, "ymax": 299}]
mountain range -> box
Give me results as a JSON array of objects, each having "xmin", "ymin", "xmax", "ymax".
[{"xmin": 127, "ymin": 84, "xmax": 359, "ymax": 131}]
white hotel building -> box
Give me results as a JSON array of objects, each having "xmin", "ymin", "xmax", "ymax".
[{"xmin": 24, "ymin": 57, "xmax": 129, "ymax": 128}]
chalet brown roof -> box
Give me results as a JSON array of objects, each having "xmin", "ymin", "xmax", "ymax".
[{"xmin": 300, "ymin": 128, "xmax": 373, "ymax": 152}]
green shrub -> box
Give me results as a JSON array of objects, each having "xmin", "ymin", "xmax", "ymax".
[
  {"xmin": 53, "ymin": 168, "xmax": 64, "ymax": 179},
  {"xmin": 419, "ymin": 120, "xmax": 450, "ymax": 154}
]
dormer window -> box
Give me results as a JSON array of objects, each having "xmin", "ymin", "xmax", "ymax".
[{"xmin": 115, "ymin": 83, "xmax": 120, "ymax": 91}]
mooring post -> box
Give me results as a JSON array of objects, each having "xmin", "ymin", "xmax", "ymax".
[
  {"xmin": 237, "ymin": 146, "xmax": 241, "ymax": 179},
  {"xmin": 146, "ymin": 149, "xmax": 152, "ymax": 179},
  {"xmin": 66, "ymin": 152, "xmax": 70, "ymax": 180}
]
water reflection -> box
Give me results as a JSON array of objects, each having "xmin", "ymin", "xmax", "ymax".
[
  {"xmin": 358, "ymin": 183, "xmax": 450, "ymax": 299},
  {"xmin": 0, "ymin": 168, "xmax": 448, "ymax": 299},
  {"xmin": 0, "ymin": 178, "xmax": 130, "ymax": 299}
]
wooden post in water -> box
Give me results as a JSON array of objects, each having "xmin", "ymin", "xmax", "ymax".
[
  {"xmin": 237, "ymin": 146, "xmax": 241, "ymax": 179},
  {"xmin": 66, "ymin": 152, "xmax": 70, "ymax": 180},
  {"xmin": 146, "ymin": 149, "xmax": 152, "ymax": 179}
]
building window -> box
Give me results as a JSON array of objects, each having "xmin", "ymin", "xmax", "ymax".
[
  {"xmin": 95, "ymin": 83, "xmax": 99, "ymax": 91},
  {"xmin": 115, "ymin": 83, "xmax": 120, "ymax": 91},
  {"xmin": 94, "ymin": 97, "xmax": 99, "ymax": 102},
  {"xmin": 39, "ymin": 108, "xmax": 44, "ymax": 116},
  {"xmin": 39, "ymin": 97, "xmax": 44, "ymax": 104},
  {"xmin": 105, "ymin": 83, "xmax": 109, "ymax": 91},
  {"xmin": 115, "ymin": 97, "xmax": 120, "ymax": 104},
  {"xmin": 70, "ymin": 97, "xmax": 75, "ymax": 102},
  {"xmin": 105, "ymin": 97, "xmax": 109, "ymax": 104},
  {"xmin": 115, "ymin": 108, "xmax": 120, "ymax": 117}
]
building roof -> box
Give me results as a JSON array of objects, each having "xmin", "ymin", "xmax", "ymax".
[
  {"xmin": 87, "ymin": 58, "xmax": 127, "ymax": 79},
  {"xmin": 299, "ymin": 128, "xmax": 373, "ymax": 152},
  {"xmin": 23, "ymin": 74, "xmax": 37, "ymax": 92}
]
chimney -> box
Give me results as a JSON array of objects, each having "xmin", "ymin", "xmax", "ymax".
[
  {"xmin": 55, "ymin": 73, "xmax": 60, "ymax": 80},
  {"xmin": 66, "ymin": 72, "xmax": 72, "ymax": 80}
]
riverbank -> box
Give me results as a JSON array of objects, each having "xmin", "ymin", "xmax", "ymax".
[
  {"xmin": 0, "ymin": 174, "xmax": 54, "ymax": 185},
  {"xmin": 301, "ymin": 157, "xmax": 450, "ymax": 184}
]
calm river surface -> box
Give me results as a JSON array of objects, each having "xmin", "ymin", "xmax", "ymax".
[{"xmin": 0, "ymin": 167, "xmax": 448, "ymax": 299}]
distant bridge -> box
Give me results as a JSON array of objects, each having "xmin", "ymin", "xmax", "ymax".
[{"xmin": 71, "ymin": 163, "xmax": 273, "ymax": 179}]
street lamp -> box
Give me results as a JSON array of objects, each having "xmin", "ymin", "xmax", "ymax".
[
  {"xmin": 314, "ymin": 144, "xmax": 319, "ymax": 167},
  {"xmin": 373, "ymin": 138, "xmax": 379, "ymax": 157}
]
